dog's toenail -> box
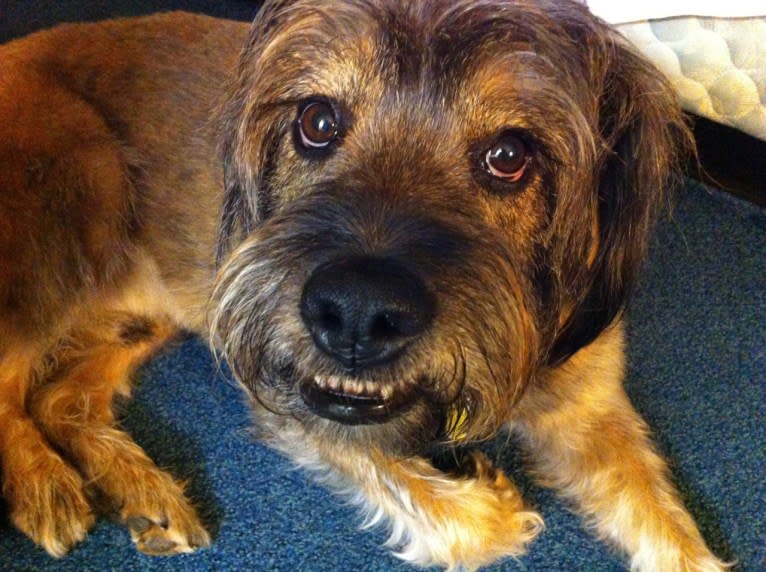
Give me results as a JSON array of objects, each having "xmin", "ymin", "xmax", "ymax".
[
  {"xmin": 126, "ymin": 516, "xmax": 152, "ymax": 534},
  {"xmin": 144, "ymin": 536, "xmax": 177, "ymax": 553}
]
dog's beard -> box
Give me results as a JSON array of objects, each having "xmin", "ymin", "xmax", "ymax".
[{"xmin": 209, "ymin": 193, "xmax": 540, "ymax": 455}]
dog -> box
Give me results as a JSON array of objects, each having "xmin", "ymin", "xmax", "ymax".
[{"xmin": 0, "ymin": 1, "xmax": 728, "ymax": 570}]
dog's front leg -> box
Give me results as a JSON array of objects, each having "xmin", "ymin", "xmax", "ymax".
[
  {"xmin": 28, "ymin": 314, "xmax": 210, "ymax": 556},
  {"xmin": 265, "ymin": 424, "xmax": 542, "ymax": 571},
  {"xmin": 0, "ymin": 345, "xmax": 96, "ymax": 556},
  {"xmin": 514, "ymin": 328, "xmax": 727, "ymax": 571}
]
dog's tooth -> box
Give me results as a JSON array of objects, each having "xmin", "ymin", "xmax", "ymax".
[
  {"xmin": 365, "ymin": 381, "xmax": 378, "ymax": 396},
  {"xmin": 344, "ymin": 379, "xmax": 363, "ymax": 395},
  {"xmin": 328, "ymin": 375, "xmax": 341, "ymax": 390},
  {"xmin": 381, "ymin": 385, "xmax": 393, "ymax": 400},
  {"xmin": 345, "ymin": 379, "xmax": 359, "ymax": 395}
]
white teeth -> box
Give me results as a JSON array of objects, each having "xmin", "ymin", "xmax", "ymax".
[
  {"xmin": 342, "ymin": 379, "xmax": 364, "ymax": 396},
  {"xmin": 312, "ymin": 374, "xmax": 405, "ymax": 400},
  {"xmin": 313, "ymin": 375, "xmax": 342, "ymax": 390}
]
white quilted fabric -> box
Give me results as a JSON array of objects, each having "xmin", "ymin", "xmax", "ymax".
[
  {"xmin": 586, "ymin": 1, "xmax": 765, "ymax": 24},
  {"xmin": 617, "ymin": 18, "xmax": 766, "ymax": 140}
]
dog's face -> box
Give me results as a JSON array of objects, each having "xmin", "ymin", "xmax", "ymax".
[{"xmin": 210, "ymin": 0, "xmax": 689, "ymax": 454}]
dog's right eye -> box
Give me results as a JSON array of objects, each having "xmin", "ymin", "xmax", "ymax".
[
  {"xmin": 484, "ymin": 133, "xmax": 530, "ymax": 183},
  {"xmin": 297, "ymin": 101, "xmax": 339, "ymax": 150}
]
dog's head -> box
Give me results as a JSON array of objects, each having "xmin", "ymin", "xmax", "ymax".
[{"xmin": 210, "ymin": 0, "xmax": 691, "ymax": 453}]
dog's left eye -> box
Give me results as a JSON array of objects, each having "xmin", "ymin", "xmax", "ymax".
[
  {"xmin": 484, "ymin": 133, "xmax": 530, "ymax": 182},
  {"xmin": 297, "ymin": 101, "xmax": 339, "ymax": 149}
]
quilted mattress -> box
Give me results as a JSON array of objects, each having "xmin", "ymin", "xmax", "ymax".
[
  {"xmin": 585, "ymin": 2, "xmax": 766, "ymax": 141},
  {"xmin": 617, "ymin": 17, "xmax": 766, "ymax": 141}
]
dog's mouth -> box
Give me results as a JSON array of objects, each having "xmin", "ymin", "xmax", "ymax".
[{"xmin": 299, "ymin": 375, "xmax": 417, "ymax": 425}]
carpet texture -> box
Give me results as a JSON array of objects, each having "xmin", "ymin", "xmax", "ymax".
[{"xmin": 1, "ymin": 3, "xmax": 764, "ymax": 571}]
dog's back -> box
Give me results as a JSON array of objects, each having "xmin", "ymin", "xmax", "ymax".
[{"xmin": 0, "ymin": 12, "xmax": 248, "ymax": 337}]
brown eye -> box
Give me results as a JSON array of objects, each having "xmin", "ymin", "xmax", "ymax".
[
  {"xmin": 297, "ymin": 101, "xmax": 339, "ymax": 149},
  {"xmin": 485, "ymin": 133, "xmax": 530, "ymax": 182}
]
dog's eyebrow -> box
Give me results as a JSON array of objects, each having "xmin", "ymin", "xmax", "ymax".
[{"xmin": 255, "ymin": 97, "xmax": 303, "ymax": 111}]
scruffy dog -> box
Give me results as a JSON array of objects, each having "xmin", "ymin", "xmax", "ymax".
[{"xmin": 0, "ymin": 1, "xmax": 727, "ymax": 570}]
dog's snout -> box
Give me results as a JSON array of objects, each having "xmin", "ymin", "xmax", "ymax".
[{"xmin": 300, "ymin": 257, "xmax": 434, "ymax": 371}]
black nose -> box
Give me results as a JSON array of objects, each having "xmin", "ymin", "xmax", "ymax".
[{"xmin": 300, "ymin": 257, "xmax": 434, "ymax": 372}]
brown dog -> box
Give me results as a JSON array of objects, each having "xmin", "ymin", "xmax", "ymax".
[{"xmin": 0, "ymin": 1, "xmax": 727, "ymax": 569}]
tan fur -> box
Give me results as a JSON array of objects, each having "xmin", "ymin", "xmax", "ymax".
[
  {"xmin": 0, "ymin": 12, "xmax": 248, "ymax": 556},
  {"xmin": 0, "ymin": 2, "xmax": 726, "ymax": 570},
  {"xmin": 264, "ymin": 422, "xmax": 543, "ymax": 570},
  {"xmin": 29, "ymin": 308, "xmax": 209, "ymax": 555},
  {"xmin": 515, "ymin": 324, "xmax": 726, "ymax": 571}
]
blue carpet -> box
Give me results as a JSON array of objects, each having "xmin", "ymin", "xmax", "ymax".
[
  {"xmin": 1, "ymin": 4, "xmax": 765, "ymax": 570},
  {"xmin": 1, "ymin": 176, "xmax": 763, "ymax": 571}
]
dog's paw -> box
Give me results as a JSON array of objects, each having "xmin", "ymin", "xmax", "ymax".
[
  {"xmin": 388, "ymin": 452, "xmax": 543, "ymax": 570},
  {"xmin": 117, "ymin": 478, "xmax": 210, "ymax": 556},
  {"xmin": 452, "ymin": 451, "xmax": 544, "ymax": 565},
  {"xmin": 630, "ymin": 533, "xmax": 733, "ymax": 572},
  {"xmin": 6, "ymin": 454, "xmax": 95, "ymax": 557},
  {"xmin": 124, "ymin": 506, "xmax": 210, "ymax": 556},
  {"xmin": 631, "ymin": 547, "xmax": 732, "ymax": 572},
  {"xmin": 457, "ymin": 450, "xmax": 505, "ymax": 481}
]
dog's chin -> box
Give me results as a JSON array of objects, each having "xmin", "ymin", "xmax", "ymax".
[{"xmin": 298, "ymin": 374, "xmax": 420, "ymax": 426}]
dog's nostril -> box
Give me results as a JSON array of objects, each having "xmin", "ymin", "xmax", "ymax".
[
  {"xmin": 370, "ymin": 312, "xmax": 401, "ymax": 339},
  {"xmin": 318, "ymin": 302, "xmax": 343, "ymax": 333}
]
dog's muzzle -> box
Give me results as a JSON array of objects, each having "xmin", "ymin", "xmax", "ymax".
[{"xmin": 299, "ymin": 256, "xmax": 434, "ymax": 424}]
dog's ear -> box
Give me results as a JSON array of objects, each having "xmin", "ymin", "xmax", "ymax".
[
  {"xmin": 216, "ymin": 141, "xmax": 252, "ymax": 265},
  {"xmin": 216, "ymin": 91, "xmax": 282, "ymax": 265},
  {"xmin": 548, "ymin": 32, "xmax": 693, "ymax": 365},
  {"xmin": 215, "ymin": 2, "xmax": 293, "ymax": 265}
]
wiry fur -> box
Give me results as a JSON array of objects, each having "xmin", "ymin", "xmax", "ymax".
[{"xmin": 0, "ymin": 1, "xmax": 726, "ymax": 570}]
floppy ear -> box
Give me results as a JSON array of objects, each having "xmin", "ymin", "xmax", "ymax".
[
  {"xmin": 548, "ymin": 35, "xmax": 693, "ymax": 365},
  {"xmin": 215, "ymin": 1, "xmax": 293, "ymax": 265},
  {"xmin": 216, "ymin": 142, "xmax": 253, "ymax": 265},
  {"xmin": 216, "ymin": 118, "xmax": 280, "ymax": 265}
]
